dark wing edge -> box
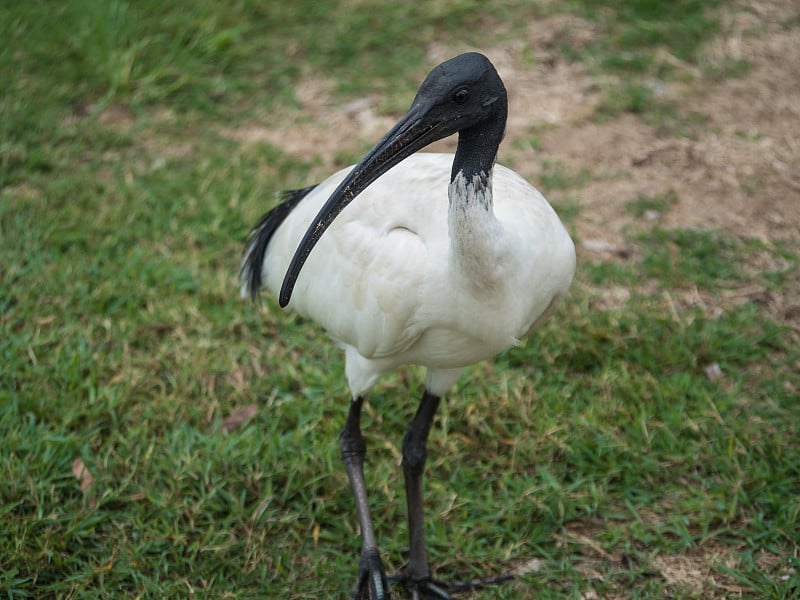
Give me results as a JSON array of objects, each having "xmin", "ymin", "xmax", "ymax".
[{"xmin": 240, "ymin": 185, "xmax": 318, "ymax": 302}]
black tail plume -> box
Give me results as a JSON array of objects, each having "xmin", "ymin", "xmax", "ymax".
[{"xmin": 240, "ymin": 185, "xmax": 317, "ymax": 301}]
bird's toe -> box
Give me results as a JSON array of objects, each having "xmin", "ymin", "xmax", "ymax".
[
  {"xmin": 352, "ymin": 549, "xmax": 391, "ymax": 600},
  {"xmin": 390, "ymin": 571, "xmax": 514, "ymax": 599},
  {"xmin": 413, "ymin": 579, "xmax": 454, "ymax": 600}
]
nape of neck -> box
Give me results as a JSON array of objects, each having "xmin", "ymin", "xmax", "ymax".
[{"xmin": 450, "ymin": 95, "xmax": 507, "ymax": 183}]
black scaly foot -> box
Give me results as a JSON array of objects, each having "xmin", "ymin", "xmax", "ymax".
[
  {"xmin": 389, "ymin": 572, "xmax": 514, "ymax": 599},
  {"xmin": 352, "ymin": 548, "xmax": 391, "ymax": 600},
  {"xmin": 394, "ymin": 575, "xmax": 454, "ymax": 600}
]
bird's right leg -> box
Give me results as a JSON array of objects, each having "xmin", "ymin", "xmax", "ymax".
[{"xmin": 340, "ymin": 396, "xmax": 390, "ymax": 600}]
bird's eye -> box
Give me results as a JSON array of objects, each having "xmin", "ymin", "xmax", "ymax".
[{"xmin": 452, "ymin": 89, "xmax": 469, "ymax": 105}]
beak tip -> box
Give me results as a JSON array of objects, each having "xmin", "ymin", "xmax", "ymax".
[{"xmin": 278, "ymin": 277, "xmax": 292, "ymax": 308}]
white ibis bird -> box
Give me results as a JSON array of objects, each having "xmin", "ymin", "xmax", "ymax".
[{"xmin": 241, "ymin": 53, "xmax": 575, "ymax": 599}]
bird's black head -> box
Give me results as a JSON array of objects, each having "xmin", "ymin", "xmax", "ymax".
[
  {"xmin": 410, "ymin": 53, "xmax": 508, "ymax": 182},
  {"xmin": 279, "ymin": 53, "xmax": 508, "ymax": 307}
]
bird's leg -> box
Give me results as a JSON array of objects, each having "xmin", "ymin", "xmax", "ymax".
[
  {"xmin": 395, "ymin": 391, "xmax": 514, "ymax": 599},
  {"xmin": 340, "ymin": 396, "xmax": 390, "ymax": 600},
  {"xmin": 396, "ymin": 390, "xmax": 455, "ymax": 600}
]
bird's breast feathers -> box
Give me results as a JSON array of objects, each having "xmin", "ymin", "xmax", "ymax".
[{"xmin": 264, "ymin": 154, "xmax": 574, "ymax": 366}]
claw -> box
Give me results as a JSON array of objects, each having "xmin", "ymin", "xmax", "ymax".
[
  {"xmin": 389, "ymin": 571, "xmax": 513, "ymax": 599},
  {"xmin": 352, "ymin": 549, "xmax": 391, "ymax": 600},
  {"xmin": 411, "ymin": 578, "xmax": 454, "ymax": 600},
  {"xmin": 389, "ymin": 575, "xmax": 453, "ymax": 600}
]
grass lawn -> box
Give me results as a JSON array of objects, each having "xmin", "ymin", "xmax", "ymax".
[{"xmin": 2, "ymin": 0, "xmax": 798, "ymax": 598}]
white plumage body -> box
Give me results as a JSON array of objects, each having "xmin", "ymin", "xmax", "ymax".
[{"xmin": 243, "ymin": 152, "xmax": 575, "ymax": 397}]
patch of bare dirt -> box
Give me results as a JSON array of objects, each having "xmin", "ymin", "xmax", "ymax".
[
  {"xmin": 529, "ymin": 3, "xmax": 800, "ymax": 245},
  {"xmin": 646, "ymin": 545, "xmax": 796, "ymax": 597},
  {"xmin": 550, "ymin": 518, "xmax": 795, "ymax": 598},
  {"xmin": 221, "ymin": 14, "xmax": 605, "ymax": 175},
  {"xmin": 223, "ymin": 77, "xmax": 400, "ymax": 175}
]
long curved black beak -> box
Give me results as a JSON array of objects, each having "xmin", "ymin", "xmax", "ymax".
[{"xmin": 279, "ymin": 100, "xmax": 445, "ymax": 307}]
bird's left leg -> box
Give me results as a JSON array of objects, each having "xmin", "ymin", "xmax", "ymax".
[
  {"xmin": 340, "ymin": 396, "xmax": 390, "ymax": 600},
  {"xmin": 394, "ymin": 389, "xmax": 515, "ymax": 599},
  {"xmin": 395, "ymin": 390, "xmax": 455, "ymax": 600}
]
